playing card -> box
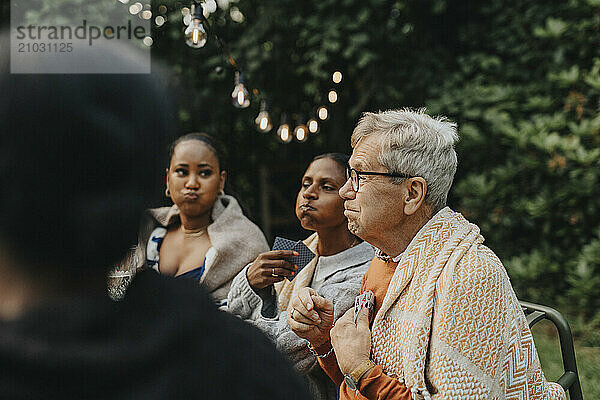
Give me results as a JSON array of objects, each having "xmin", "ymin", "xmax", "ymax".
[
  {"xmin": 354, "ymin": 291, "xmax": 375, "ymax": 324},
  {"xmin": 272, "ymin": 236, "xmax": 297, "ymax": 251},
  {"xmin": 285, "ymin": 240, "xmax": 316, "ymax": 281}
]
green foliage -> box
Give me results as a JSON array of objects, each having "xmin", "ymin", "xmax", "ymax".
[
  {"xmin": 568, "ymin": 228, "xmax": 600, "ymax": 326},
  {"xmin": 533, "ymin": 322, "xmax": 600, "ymax": 398},
  {"xmin": 425, "ymin": 0, "xmax": 600, "ymax": 332}
]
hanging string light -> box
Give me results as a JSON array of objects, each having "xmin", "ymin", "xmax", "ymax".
[
  {"xmin": 184, "ymin": 0, "xmax": 207, "ymax": 48},
  {"xmin": 317, "ymin": 106, "xmax": 329, "ymax": 121},
  {"xmin": 295, "ymin": 127, "xmax": 307, "ymax": 142},
  {"xmin": 294, "ymin": 116, "xmax": 308, "ymax": 142},
  {"xmin": 255, "ymin": 100, "xmax": 273, "ymax": 132},
  {"xmin": 277, "ymin": 114, "xmax": 292, "ymax": 143},
  {"xmin": 332, "ymin": 71, "xmax": 343, "ymax": 84},
  {"xmin": 278, "ymin": 125, "xmax": 292, "ymax": 143},
  {"xmin": 307, "ymin": 118, "xmax": 319, "ymax": 134},
  {"xmin": 129, "ymin": 2, "xmax": 143, "ymax": 15},
  {"xmin": 177, "ymin": 1, "xmax": 343, "ymax": 143},
  {"xmin": 231, "ymin": 71, "xmax": 250, "ymax": 109},
  {"xmin": 328, "ymin": 90, "xmax": 338, "ymax": 103}
]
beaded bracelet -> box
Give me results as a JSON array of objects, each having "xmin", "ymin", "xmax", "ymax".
[{"xmin": 306, "ymin": 340, "xmax": 334, "ymax": 358}]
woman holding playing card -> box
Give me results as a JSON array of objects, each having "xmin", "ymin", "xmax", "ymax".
[
  {"xmin": 227, "ymin": 153, "xmax": 374, "ymax": 400},
  {"xmin": 127, "ymin": 133, "xmax": 269, "ymax": 307}
]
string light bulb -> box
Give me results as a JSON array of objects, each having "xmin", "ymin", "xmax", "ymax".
[
  {"xmin": 332, "ymin": 71, "xmax": 342, "ymax": 84},
  {"xmin": 255, "ymin": 100, "xmax": 272, "ymax": 132},
  {"xmin": 277, "ymin": 114, "xmax": 292, "ymax": 143},
  {"xmin": 184, "ymin": 1, "xmax": 207, "ymax": 48},
  {"xmin": 328, "ymin": 90, "xmax": 338, "ymax": 103},
  {"xmin": 294, "ymin": 120, "xmax": 308, "ymax": 142},
  {"xmin": 231, "ymin": 71, "xmax": 250, "ymax": 109},
  {"xmin": 278, "ymin": 124, "xmax": 291, "ymax": 143},
  {"xmin": 317, "ymin": 106, "xmax": 329, "ymax": 120},
  {"xmin": 307, "ymin": 118, "xmax": 319, "ymax": 134}
]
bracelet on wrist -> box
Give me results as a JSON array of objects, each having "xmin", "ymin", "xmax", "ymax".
[{"xmin": 306, "ymin": 340, "xmax": 334, "ymax": 358}]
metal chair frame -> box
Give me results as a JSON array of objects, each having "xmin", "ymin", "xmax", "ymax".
[{"xmin": 520, "ymin": 300, "xmax": 584, "ymax": 400}]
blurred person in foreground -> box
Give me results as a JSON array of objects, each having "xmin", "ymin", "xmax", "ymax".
[
  {"xmin": 227, "ymin": 153, "xmax": 374, "ymax": 400},
  {"xmin": 288, "ymin": 109, "xmax": 565, "ymax": 399},
  {"xmin": 130, "ymin": 132, "xmax": 268, "ymax": 307},
  {"xmin": 0, "ymin": 36, "xmax": 311, "ymax": 400}
]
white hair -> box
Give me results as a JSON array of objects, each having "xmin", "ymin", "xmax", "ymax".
[{"xmin": 351, "ymin": 108, "xmax": 459, "ymax": 212}]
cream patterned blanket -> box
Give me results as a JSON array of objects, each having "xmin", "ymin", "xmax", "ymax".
[{"xmin": 371, "ymin": 207, "xmax": 565, "ymax": 399}]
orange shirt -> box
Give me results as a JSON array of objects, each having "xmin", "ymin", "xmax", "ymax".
[{"xmin": 317, "ymin": 257, "xmax": 412, "ymax": 400}]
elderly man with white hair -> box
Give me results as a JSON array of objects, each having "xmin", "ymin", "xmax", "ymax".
[{"xmin": 288, "ymin": 109, "xmax": 565, "ymax": 399}]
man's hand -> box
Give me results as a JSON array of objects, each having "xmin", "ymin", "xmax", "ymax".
[
  {"xmin": 330, "ymin": 306, "xmax": 371, "ymax": 374},
  {"xmin": 287, "ymin": 287, "xmax": 334, "ymax": 348}
]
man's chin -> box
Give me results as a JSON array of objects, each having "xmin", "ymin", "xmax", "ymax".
[{"xmin": 347, "ymin": 221, "xmax": 361, "ymax": 236}]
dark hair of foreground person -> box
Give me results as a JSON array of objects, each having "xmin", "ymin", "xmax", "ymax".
[{"xmin": 0, "ymin": 34, "xmax": 312, "ymax": 400}]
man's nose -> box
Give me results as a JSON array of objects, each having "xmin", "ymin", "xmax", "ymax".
[{"xmin": 339, "ymin": 178, "xmax": 355, "ymax": 200}]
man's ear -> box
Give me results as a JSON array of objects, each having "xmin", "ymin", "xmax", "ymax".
[
  {"xmin": 403, "ymin": 177, "xmax": 427, "ymax": 216},
  {"xmin": 219, "ymin": 170, "xmax": 227, "ymax": 192}
]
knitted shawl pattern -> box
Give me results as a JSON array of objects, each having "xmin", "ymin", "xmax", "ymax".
[{"xmin": 370, "ymin": 207, "xmax": 565, "ymax": 400}]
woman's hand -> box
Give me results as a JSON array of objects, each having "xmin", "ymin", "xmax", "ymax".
[
  {"xmin": 287, "ymin": 287, "xmax": 334, "ymax": 348},
  {"xmin": 246, "ymin": 250, "xmax": 298, "ymax": 290}
]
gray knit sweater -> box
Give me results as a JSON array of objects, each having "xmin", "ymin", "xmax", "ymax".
[{"xmin": 227, "ymin": 240, "xmax": 374, "ymax": 400}]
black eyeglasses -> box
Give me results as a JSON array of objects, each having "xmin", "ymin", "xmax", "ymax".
[{"xmin": 346, "ymin": 167, "xmax": 413, "ymax": 192}]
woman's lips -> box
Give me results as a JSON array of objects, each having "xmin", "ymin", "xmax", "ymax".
[
  {"xmin": 183, "ymin": 192, "xmax": 199, "ymax": 200},
  {"xmin": 299, "ymin": 204, "xmax": 316, "ymax": 211}
]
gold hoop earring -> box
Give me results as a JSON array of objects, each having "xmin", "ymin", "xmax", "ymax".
[
  {"xmin": 165, "ymin": 188, "xmax": 170, "ymax": 197},
  {"xmin": 219, "ymin": 190, "xmax": 225, "ymax": 196}
]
